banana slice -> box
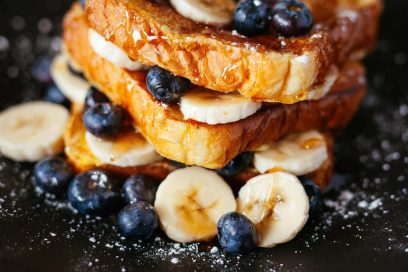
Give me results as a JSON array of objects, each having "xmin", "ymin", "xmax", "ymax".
[
  {"xmin": 180, "ymin": 88, "xmax": 262, "ymax": 125},
  {"xmin": 237, "ymin": 172, "xmax": 309, "ymax": 248},
  {"xmin": 0, "ymin": 101, "xmax": 69, "ymax": 162},
  {"xmin": 308, "ymin": 66, "xmax": 339, "ymax": 100},
  {"xmin": 85, "ymin": 131, "xmax": 161, "ymax": 167},
  {"xmin": 88, "ymin": 29, "xmax": 144, "ymax": 71},
  {"xmin": 50, "ymin": 54, "xmax": 91, "ymax": 105},
  {"xmin": 154, "ymin": 167, "xmax": 236, "ymax": 243},
  {"xmin": 170, "ymin": 0, "xmax": 235, "ymax": 26},
  {"xmin": 254, "ymin": 131, "xmax": 328, "ymax": 176}
]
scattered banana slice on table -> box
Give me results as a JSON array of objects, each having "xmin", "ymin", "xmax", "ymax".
[
  {"xmin": 237, "ymin": 172, "xmax": 309, "ymax": 248},
  {"xmin": 85, "ymin": 131, "xmax": 161, "ymax": 167},
  {"xmin": 50, "ymin": 54, "xmax": 91, "ymax": 105},
  {"xmin": 180, "ymin": 88, "xmax": 262, "ymax": 125},
  {"xmin": 254, "ymin": 130, "xmax": 328, "ymax": 176},
  {"xmin": 170, "ymin": 0, "xmax": 236, "ymax": 26},
  {"xmin": 88, "ymin": 29, "xmax": 145, "ymax": 71},
  {"xmin": 155, "ymin": 167, "xmax": 236, "ymax": 243},
  {"xmin": 0, "ymin": 101, "xmax": 69, "ymax": 162}
]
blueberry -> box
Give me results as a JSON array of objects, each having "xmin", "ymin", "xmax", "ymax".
[
  {"xmin": 43, "ymin": 84, "xmax": 71, "ymax": 108},
  {"xmin": 68, "ymin": 170, "xmax": 122, "ymax": 216},
  {"xmin": 31, "ymin": 55, "xmax": 52, "ymax": 84},
  {"xmin": 117, "ymin": 201, "xmax": 158, "ymax": 239},
  {"xmin": 217, "ymin": 152, "xmax": 254, "ymax": 177},
  {"xmin": 122, "ymin": 174, "xmax": 158, "ymax": 205},
  {"xmin": 146, "ymin": 66, "xmax": 190, "ymax": 104},
  {"xmin": 270, "ymin": 0, "xmax": 313, "ymax": 37},
  {"xmin": 233, "ymin": 0, "xmax": 271, "ymax": 37},
  {"xmin": 83, "ymin": 103, "xmax": 126, "ymax": 138},
  {"xmin": 217, "ymin": 212, "xmax": 257, "ymax": 254},
  {"xmin": 34, "ymin": 157, "xmax": 74, "ymax": 195},
  {"xmin": 300, "ymin": 177, "xmax": 322, "ymax": 219},
  {"xmin": 84, "ymin": 87, "xmax": 110, "ymax": 109}
]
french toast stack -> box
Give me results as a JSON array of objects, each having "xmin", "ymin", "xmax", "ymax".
[{"xmin": 50, "ymin": 0, "xmax": 381, "ymax": 249}]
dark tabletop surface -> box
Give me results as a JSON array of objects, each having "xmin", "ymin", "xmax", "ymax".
[{"xmin": 0, "ymin": 0, "xmax": 407, "ymax": 271}]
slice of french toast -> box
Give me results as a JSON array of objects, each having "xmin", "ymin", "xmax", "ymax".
[
  {"xmin": 85, "ymin": 0, "xmax": 381, "ymax": 103},
  {"xmin": 63, "ymin": 5, "xmax": 366, "ymax": 169},
  {"xmin": 64, "ymin": 110, "xmax": 334, "ymax": 190}
]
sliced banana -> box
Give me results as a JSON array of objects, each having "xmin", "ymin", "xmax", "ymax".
[
  {"xmin": 0, "ymin": 101, "xmax": 69, "ymax": 162},
  {"xmin": 308, "ymin": 66, "xmax": 339, "ymax": 100},
  {"xmin": 254, "ymin": 131, "xmax": 328, "ymax": 176},
  {"xmin": 85, "ymin": 131, "xmax": 160, "ymax": 167},
  {"xmin": 237, "ymin": 172, "xmax": 309, "ymax": 248},
  {"xmin": 50, "ymin": 54, "xmax": 91, "ymax": 105},
  {"xmin": 155, "ymin": 167, "xmax": 236, "ymax": 243},
  {"xmin": 88, "ymin": 29, "xmax": 144, "ymax": 71},
  {"xmin": 170, "ymin": 0, "xmax": 235, "ymax": 26},
  {"xmin": 180, "ymin": 88, "xmax": 262, "ymax": 125}
]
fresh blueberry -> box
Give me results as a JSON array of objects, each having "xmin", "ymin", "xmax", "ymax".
[
  {"xmin": 34, "ymin": 157, "xmax": 74, "ymax": 195},
  {"xmin": 31, "ymin": 55, "xmax": 52, "ymax": 84},
  {"xmin": 122, "ymin": 174, "xmax": 158, "ymax": 205},
  {"xmin": 117, "ymin": 201, "xmax": 158, "ymax": 239},
  {"xmin": 43, "ymin": 84, "xmax": 71, "ymax": 108},
  {"xmin": 270, "ymin": 0, "xmax": 313, "ymax": 37},
  {"xmin": 217, "ymin": 212, "xmax": 257, "ymax": 254},
  {"xmin": 68, "ymin": 170, "xmax": 122, "ymax": 216},
  {"xmin": 84, "ymin": 87, "xmax": 110, "ymax": 109},
  {"xmin": 300, "ymin": 177, "xmax": 322, "ymax": 219},
  {"xmin": 146, "ymin": 66, "xmax": 190, "ymax": 104},
  {"xmin": 217, "ymin": 152, "xmax": 254, "ymax": 177},
  {"xmin": 83, "ymin": 103, "xmax": 126, "ymax": 138},
  {"xmin": 233, "ymin": 0, "xmax": 271, "ymax": 37}
]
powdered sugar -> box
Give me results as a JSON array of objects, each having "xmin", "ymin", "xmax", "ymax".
[{"xmin": 0, "ymin": 3, "xmax": 407, "ymax": 271}]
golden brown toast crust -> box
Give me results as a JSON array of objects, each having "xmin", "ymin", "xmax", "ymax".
[
  {"xmin": 64, "ymin": 110, "xmax": 333, "ymax": 190},
  {"xmin": 85, "ymin": 0, "xmax": 381, "ymax": 103},
  {"xmin": 63, "ymin": 6, "xmax": 366, "ymax": 169}
]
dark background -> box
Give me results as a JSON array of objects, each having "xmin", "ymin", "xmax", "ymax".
[{"xmin": 0, "ymin": 0, "xmax": 407, "ymax": 271}]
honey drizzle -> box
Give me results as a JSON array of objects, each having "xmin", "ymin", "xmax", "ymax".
[
  {"xmin": 110, "ymin": 131, "xmax": 146, "ymax": 153},
  {"xmin": 176, "ymin": 190, "xmax": 218, "ymax": 238},
  {"xmin": 300, "ymin": 137, "xmax": 323, "ymax": 149},
  {"xmin": 266, "ymin": 167, "xmax": 285, "ymax": 174},
  {"xmin": 240, "ymin": 184, "xmax": 282, "ymax": 240}
]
